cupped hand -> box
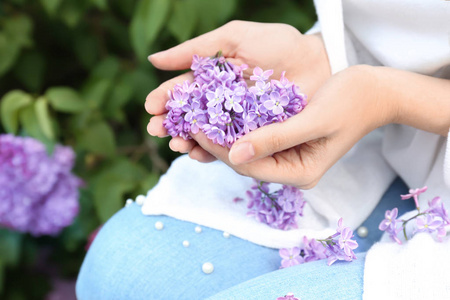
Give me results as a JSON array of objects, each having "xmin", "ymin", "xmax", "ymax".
[
  {"xmin": 190, "ymin": 65, "xmax": 396, "ymax": 189},
  {"xmin": 146, "ymin": 20, "xmax": 330, "ymax": 162}
]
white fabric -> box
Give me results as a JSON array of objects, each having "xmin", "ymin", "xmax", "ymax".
[
  {"xmin": 311, "ymin": 0, "xmax": 450, "ymax": 298},
  {"xmin": 363, "ymin": 233, "xmax": 450, "ymax": 299},
  {"xmin": 140, "ymin": 0, "xmax": 450, "ymax": 296},
  {"xmin": 142, "ymin": 130, "xmax": 395, "ymax": 249}
]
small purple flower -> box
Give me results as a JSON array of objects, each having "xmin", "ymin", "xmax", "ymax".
[
  {"xmin": 264, "ymin": 91, "xmax": 289, "ymax": 115},
  {"xmin": 279, "ymin": 247, "xmax": 304, "ymax": 268},
  {"xmin": 401, "ymin": 186, "xmax": 427, "ymax": 209},
  {"xmin": 426, "ymin": 197, "xmax": 450, "ymax": 224},
  {"xmin": 250, "ymin": 67, "xmax": 274, "ymax": 82},
  {"xmin": 338, "ymin": 227, "xmax": 358, "ymax": 257},
  {"xmin": 379, "ymin": 208, "xmax": 400, "ymax": 231},
  {"xmin": 415, "ymin": 214, "xmax": 443, "ymax": 234},
  {"xmin": 206, "ymin": 85, "xmax": 225, "ymax": 108},
  {"xmin": 204, "ymin": 125, "xmax": 226, "ymax": 146},
  {"xmin": 277, "ymin": 293, "xmax": 300, "ymax": 300}
]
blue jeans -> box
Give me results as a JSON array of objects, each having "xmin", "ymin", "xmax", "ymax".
[{"xmin": 76, "ymin": 177, "xmax": 413, "ymax": 299}]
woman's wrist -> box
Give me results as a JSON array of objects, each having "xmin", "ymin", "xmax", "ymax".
[{"xmin": 372, "ymin": 66, "xmax": 450, "ymax": 136}]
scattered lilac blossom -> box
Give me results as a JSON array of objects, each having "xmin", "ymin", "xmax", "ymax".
[
  {"xmin": 279, "ymin": 218, "xmax": 358, "ymax": 268},
  {"xmin": 245, "ymin": 180, "xmax": 305, "ymax": 230},
  {"xmin": 276, "ymin": 293, "xmax": 300, "ymax": 300},
  {"xmin": 0, "ymin": 134, "xmax": 82, "ymax": 236},
  {"xmin": 163, "ymin": 52, "xmax": 307, "ymax": 148},
  {"xmin": 279, "ymin": 247, "xmax": 304, "ymax": 268},
  {"xmin": 379, "ymin": 187, "xmax": 450, "ymax": 244}
]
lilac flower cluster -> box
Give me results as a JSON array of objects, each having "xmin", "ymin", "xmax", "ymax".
[
  {"xmin": 245, "ymin": 180, "xmax": 306, "ymax": 230},
  {"xmin": 279, "ymin": 218, "xmax": 358, "ymax": 267},
  {"xmin": 0, "ymin": 134, "xmax": 82, "ymax": 236},
  {"xmin": 277, "ymin": 293, "xmax": 300, "ymax": 300},
  {"xmin": 163, "ymin": 53, "xmax": 307, "ymax": 148},
  {"xmin": 379, "ymin": 186, "xmax": 450, "ymax": 244}
]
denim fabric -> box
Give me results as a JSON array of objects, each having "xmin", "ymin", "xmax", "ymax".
[{"xmin": 76, "ymin": 177, "xmax": 414, "ymax": 300}]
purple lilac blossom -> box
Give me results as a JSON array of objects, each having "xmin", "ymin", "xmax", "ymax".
[
  {"xmin": 380, "ymin": 188, "xmax": 450, "ymax": 243},
  {"xmin": 401, "ymin": 186, "xmax": 427, "ymax": 209},
  {"xmin": 245, "ymin": 180, "xmax": 305, "ymax": 230},
  {"xmin": 279, "ymin": 219, "xmax": 358, "ymax": 268},
  {"xmin": 279, "ymin": 247, "xmax": 304, "ymax": 268},
  {"xmin": 276, "ymin": 293, "xmax": 300, "ymax": 300},
  {"xmin": 0, "ymin": 134, "xmax": 81, "ymax": 236},
  {"xmin": 163, "ymin": 53, "xmax": 307, "ymax": 148}
]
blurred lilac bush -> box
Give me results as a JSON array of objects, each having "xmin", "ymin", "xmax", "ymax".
[{"xmin": 0, "ymin": 134, "xmax": 81, "ymax": 236}]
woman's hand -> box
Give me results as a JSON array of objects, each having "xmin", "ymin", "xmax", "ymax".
[
  {"xmin": 146, "ymin": 20, "xmax": 330, "ymax": 162},
  {"xmin": 190, "ymin": 65, "xmax": 395, "ymax": 189}
]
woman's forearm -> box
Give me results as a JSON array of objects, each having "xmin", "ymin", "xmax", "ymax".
[{"xmin": 375, "ymin": 66, "xmax": 450, "ymax": 136}]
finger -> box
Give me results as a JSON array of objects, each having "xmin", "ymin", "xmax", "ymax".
[
  {"xmin": 228, "ymin": 101, "xmax": 330, "ymax": 165},
  {"xmin": 189, "ymin": 145, "xmax": 217, "ymax": 163},
  {"xmin": 147, "ymin": 115, "xmax": 168, "ymax": 137},
  {"xmin": 145, "ymin": 72, "xmax": 194, "ymax": 115},
  {"xmin": 169, "ymin": 137, "xmax": 196, "ymax": 153},
  {"xmin": 148, "ymin": 21, "xmax": 241, "ymax": 71},
  {"xmin": 192, "ymin": 130, "xmax": 314, "ymax": 186}
]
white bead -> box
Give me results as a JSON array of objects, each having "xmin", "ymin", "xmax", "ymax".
[
  {"xmin": 195, "ymin": 226, "xmax": 202, "ymax": 233},
  {"xmin": 125, "ymin": 199, "xmax": 133, "ymax": 207},
  {"xmin": 357, "ymin": 226, "xmax": 369, "ymax": 238},
  {"xmin": 135, "ymin": 195, "xmax": 146, "ymax": 206},
  {"xmin": 155, "ymin": 221, "xmax": 164, "ymax": 230},
  {"xmin": 182, "ymin": 240, "xmax": 190, "ymax": 247},
  {"xmin": 223, "ymin": 232, "xmax": 230, "ymax": 238},
  {"xmin": 202, "ymin": 262, "xmax": 214, "ymax": 274}
]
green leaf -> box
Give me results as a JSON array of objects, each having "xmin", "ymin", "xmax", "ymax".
[
  {"xmin": 74, "ymin": 33, "xmax": 100, "ymax": 70},
  {"xmin": 167, "ymin": 0, "xmax": 198, "ymax": 43},
  {"xmin": 35, "ymin": 97, "xmax": 54, "ymax": 140},
  {"xmin": 19, "ymin": 104, "xmax": 56, "ymax": 152},
  {"xmin": 91, "ymin": 56, "xmax": 120, "ymax": 81},
  {"xmin": 40, "ymin": 0, "xmax": 62, "ymax": 16},
  {"xmin": 104, "ymin": 73, "xmax": 134, "ymax": 116},
  {"xmin": 13, "ymin": 51, "xmax": 46, "ymax": 92},
  {"xmin": 130, "ymin": 67, "xmax": 158, "ymax": 104},
  {"xmin": 90, "ymin": 0, "xmax": 108, "ymax": 10},
  {"xmin": 0, "ymin": 90, "xmax": 32, "ymax": 133},
  {"xmin": 81, "ymin": 78, "xmax": 112, "ymax": 109},
  {"xmin": 130, "ymin": 0, "xmax": 172, "ymax": 60},
  {"xmin": 46, "ymin": 87, "xmax": 87, "ymax": 113},
  {"xmin": 0, "ymin": 229, "xmax": 22, "ymax": 267},
  {"xmin": 59, "ymin": 1, "xmax": 85, "ymax": 27},
  {"xmin": 195, "ymin": 0, "xmax": 237, "ymax": 34},
  {"xmin": 0, "ymin": 33, "xmax": 21, "ymax": 76},
  {"xmin": 3, "ymin": 14, "xmax": 33, "ymax": 47},
  {"xmin": 77, "ymin": 120, "xmax": 116, "ymax": 157},
  {"xmin": 92, "ymin": 158, "xmax": 147, "ymax": 222},
  {"xmin": 92, "ymin": 172, "xmax": 134, "ymax": 222}
]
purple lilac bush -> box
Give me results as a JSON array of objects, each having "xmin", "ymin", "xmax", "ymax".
[
  {"xmin": 163, "ymin": 53, "xmax": 307, "ymax": 148},
  {"xmin": 279, "ymin": 218, "xmax": 358, "ymax": 267},
  {"xmin": 0, "ymin": 134, "xmax": 81, "ymax": 236},
  {"xmin": 245, "ymin": 180, "xmax": 306, "ymax": 230},
  {"xmin": 379, "ymin": 186, "xmax": 450, "ymax": 244}
]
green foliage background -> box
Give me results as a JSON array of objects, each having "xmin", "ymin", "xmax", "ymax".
[{"xmin": 0, "ymin": 0, "xmax": 316, "ymax": 298}]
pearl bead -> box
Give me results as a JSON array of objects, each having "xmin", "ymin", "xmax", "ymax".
[
  {"xmin": 135, "ymin": 195, "xmax": 146, "ymax": 206},
  {"xmin": 195, "ymin": 226, "xmax": 202, "ymax": 233},
  {"xmin": 202, "ymin": 262, "xmax": 214, "ymax": 274},
  {"xmin": 357, "ymin": 226, "xmax": 369, "ymax": 238},
  {"xmin": 182, "ymin": 240, "xmax": 190, "ymax": 247},
  {"xmin": 125, "ymin": 199, "xmax": 133, "ymax": 207},
  {"xmin": 223, "ymin": 232, "xmax": 230, "ymax": 238},
  {"xmin": 155, "ymin": 221, "xmax": 164, "ymax": 230}
]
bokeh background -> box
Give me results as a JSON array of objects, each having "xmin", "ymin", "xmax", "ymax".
[{"xmin": 0, "ymin": 0, "xmax": 316, "ymax": 298}]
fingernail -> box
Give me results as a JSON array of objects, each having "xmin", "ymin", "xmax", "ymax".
[{"xmin": 229, "ymin": 142, "xmax": 255, "ymax": 165}]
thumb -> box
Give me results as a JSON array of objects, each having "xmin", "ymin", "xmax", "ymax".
[
  {"xmin": 228, "ymin": 103, "xmax": 327, "ymax": 165},
  {"xmin": 148, "ymin": 22, "xmax": 239, "ymax": 71}
]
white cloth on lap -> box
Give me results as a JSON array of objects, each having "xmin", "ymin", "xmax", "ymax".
[
  {"xmin": 363, "ymin": 233, "xmax": 450, "ymax": 299},
  {"xmin": 142, "ymin": 130, "xmax": 395, "ymax": 249}
]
